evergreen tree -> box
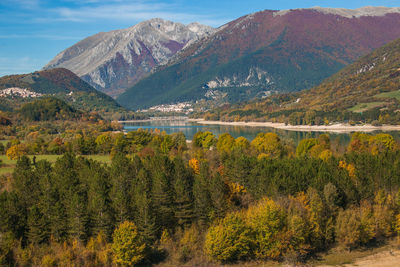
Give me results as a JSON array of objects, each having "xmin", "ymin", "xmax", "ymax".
[
  {"xmin": 173, "ymin": 158, "xmax": 194, "ymax": 228},
  {"xmin": 35, "ymin": 160, "xmax": 68, "ymax": 241},
  {"xmin": 210, "ymin": 173, "xmax": 230, "ymax": 220},
  {"xmin": 27, "ymin": 205, "xmax": 49, "ymax": 244},
  {"xmin": 134, "ymin": 169, "xmax": 157, "ymax": 245},
  {"xmin": 85, "ymin": 160, "xmax": 114, "ymax": 239},
  {"xmin": 110, "ymin": 153, "xmax": 136, "ymax": 224},
  {"xmin": 149, "ymin": 155, "xmax": 175, "ymax": 230},
  {"xmin": 193, "ymin": 162, "xmax": 212, "ymax": 224}
]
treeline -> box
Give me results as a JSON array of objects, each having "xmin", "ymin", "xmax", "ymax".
[
  {"xmin": 203, "ymin": 104, "xmax": 400, "ymax": 126},
  {"xmin": 18, "ymin": 97, "xmax": 80, "ymax": 122},
  {"xmin": 1, "ymin": 130, "xmax": 400, "ymax": 265}
]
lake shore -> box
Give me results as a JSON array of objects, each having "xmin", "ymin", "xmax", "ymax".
[{"xmin": 189, "ymin": 119, "xmax": 400, "ymax": 133}]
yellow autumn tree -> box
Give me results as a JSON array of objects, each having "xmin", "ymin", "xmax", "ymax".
[
  {"xmin": 205, "ymin": 212, "xmax": 253, "ymax": 262},
  {"xmin": 216, "ymin": 133, "xmax": 235, "ymax": 153},
  {"xmin": 6, "ymin": 144, "xmax": 27, "ymax": 160},
  {"xmin": 245, "ymin": 198, "xmax": 286, "ymax": 260},
  {"xmin": 111, "ymin": 221, "xmax": 146, "ymax": 266},
  {"xmin": 251, "ymin": 132, "xmax": 283, "ymax": 158},
  {"xmin": 189, "ymin": 158, "xmax": 200, "ymax": 174},
  {"xmin": 234, "ymin": 136, "xmax": 250, "ymax": 150}
]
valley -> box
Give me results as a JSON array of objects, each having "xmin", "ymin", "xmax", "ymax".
[{"xmin": 2, "ymin": 3, "xmax": 400, "ymax": 267}]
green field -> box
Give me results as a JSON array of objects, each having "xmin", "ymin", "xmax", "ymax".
[
  {"xmin": 0, "ymin": 154, "xmax": 111, "ymax": 175},
  {"xmin": 0, "ymin": 140, "xmax": 9, "ymax": 146},
  {"xmin": 348, "ymin": 102, "xmax": 385, "ymax": 113},
  {"xmin": 375, "ymin": 90, "xmax": 400, "ymax": 101}
]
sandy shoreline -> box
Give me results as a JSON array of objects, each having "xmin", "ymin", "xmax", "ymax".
[{"xmin": 189, "ymin": 119, "xmax": 400, "ymax": 133}]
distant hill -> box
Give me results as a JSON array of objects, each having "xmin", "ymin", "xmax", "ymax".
[
  {"xmin": 19, "ymin": 97, "xmax": 80, "ymax": 121},
  {"xmin": 117, "ymin": 7, "xmax": 400, "ymax": 110},
  {"xmin": 0, "ymin": 68, "xmax": 124, "ymax": 114},
  {"xmin": 206, "ymin": 37, "xmax": 400, "ymax": 125},
  {"xmin": 43, "ymin": 19, "xmax": 214, "ymax": 97}
]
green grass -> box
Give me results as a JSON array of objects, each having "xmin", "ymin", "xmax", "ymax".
[
  {"xmin": 348, "ymin": 102, "xmax": 385, "ymax": 113},
  {"xmin": 375, "ymin": 90, "xmax": 400, "ymax": 101},
  {"xmin": 86, "ymin": 155, "xmax": 112, "ymax": 163},
  {"xmin": 0, "ymin": 140, "xmax": 9, "ymax": 146},
  {"xmin": 0, "ymin": 167, "xmax": 14, "ymax": 175},
  {"xmin": 0, "ymin": 154, "xmax": 111, "ymax": 175}
]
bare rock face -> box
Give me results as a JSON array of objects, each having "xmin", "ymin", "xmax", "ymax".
[{"xmin": 43, "ymin": 18, "xmax": 214, "ymax": 97}]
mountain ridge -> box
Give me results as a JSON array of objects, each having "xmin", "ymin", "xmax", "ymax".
[
  {"xmin": 117, "ymin": 7, "xmax": 400, "ymax": 110},
  {"xmin": 205, "ymin": 37, "xmax": 400, "ymax": 125},
  {"xmin": 43, "ymin": 18, "xmax": 214, "ymax": 96}
]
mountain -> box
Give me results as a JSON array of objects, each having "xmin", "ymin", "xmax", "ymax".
[
  {"xmin": 43, "ymin": 19, "xmax": 214, "ymax": 97},
  {"xmin": 206, "ymin": 37, "xmax": 400, "ymax": 125},
  {"xmin": 117, "ymin": 6, "xmax": 400, "ymax": 110},
  {"xmin": 0, "ymin": 68, "xmax": 123, "ymax": 113}
]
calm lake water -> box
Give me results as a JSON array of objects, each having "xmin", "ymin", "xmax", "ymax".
[{"xmin": 122, "ymin": 118, "xmax": 400, "ymax": 146}]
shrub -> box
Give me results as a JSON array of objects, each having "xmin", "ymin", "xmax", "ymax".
[
  {"xmin": 245, "ymin": 198, "xmax": 286, "ymax": 260},
  {"xmin": 205, "ymin": 212, "xmax": 253, "ymax": 262}
]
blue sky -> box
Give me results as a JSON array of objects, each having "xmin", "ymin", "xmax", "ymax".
[{"xmin": 0, "ymin": 0, "xmax": 399, "ymax": 76}]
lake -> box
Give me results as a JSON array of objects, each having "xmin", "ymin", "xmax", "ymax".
[{"xmin": 121, "ymin": 117, "xmax": 400, "ymax": 146}]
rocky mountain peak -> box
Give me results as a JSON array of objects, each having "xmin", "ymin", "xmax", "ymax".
[{"xmin": 43, "ymin": 19, "xmax": 214, "ymax": 97}]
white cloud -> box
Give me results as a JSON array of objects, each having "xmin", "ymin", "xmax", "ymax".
[{"xmin": 33, "ymin": 1, "xmax": 227, "ymax": 27}]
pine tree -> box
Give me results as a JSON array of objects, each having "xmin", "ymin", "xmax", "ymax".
[
  {"xmin": 36, "ymin": 160, "xmax": 68, "ymax": 241},
  {"xmin": 149, "ymin": 155, "xmax": 175, "ymax": 231},
  {"xmin": 110, "ymin": 153, "xmax": 138, "ymax": 225},
  {"xmin": 27, "ymin": 205, "xmax": 49, "ymax": 244},
  {"xmin": 134, "ymin": 169, "xmax": 157, "ymax": 244},
  {"xmin": 210, "ymin": 173, "xmax": 229, "ymax": 220},
  {"xmin": 67, "ymin": 190, "xmax": 89, "ymax": 242},
  {"xmin": 86, "ymin": 160, "xmax": 114, "ymax": 239},
  {"xmin": 193, "ymin": 162, "xmax": 212, "ymax": 224},
  {"xmin": 173, "ymin": 158, "xmax": 194, "ymax": 228}
]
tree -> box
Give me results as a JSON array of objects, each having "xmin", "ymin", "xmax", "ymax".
[
  {"xmin": 112, "ymin": 221, "xmax": 146, "ymax": 266},
  {"xmin": 193, "ymin": 163, "xmax": 212, "ymax": 224},
  {"xmin": 251, "ymin": 133, "xmax": 283, "ymax": 158},
  {"xmin": 173, "ymin": 158, "xmax": 194, "ymax": 228},
  {"xmin": 95, "ymin": 134, "xmax": 112, "ymax": 154},
  {"xmin": 217, "ymin": 133, "xmax": 235, "ymax": 154},
  {"xmin": 234, "ymin": 136, "xmax": 250, "ymax": 150},
  {"xmin": 6, "ymin": 144, "xmax": 26, "ymax": 160},
  {"xmin": 193, "ymin": 131, "xmax": 216, "ymax": 149},
  {"xmin": 27, "ymin": 205, "xmax": 49, "ymax": 244},
  {"xmin": 110, "ymin": 153, "xmax": 136, "ymax": 224},
  {"xmin": 245, "ymin": 198, "xmax": 286, "ymax": 260},
  {"xmin": 149, "ymin": 155, "xmax": 175, "ymax": 231},
  {"xmin": 209, "ymin": 173, "xmax": 230, "ymax": 220},
  {"xmin": 85, "ymin": 160, "xmax": 114, "ymax": 238},
  {"xmin": 134, "ymin": 169, "xmax": 157, "ymax": 245},
  {"xmin": 296, "ymin": 138, "xmax": 317, "ymax": 157},
  {"xmin": 205, "ymin": 212, "xmax": 253, "ymax": 262}
]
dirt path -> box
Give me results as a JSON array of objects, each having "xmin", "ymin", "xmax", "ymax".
[{"xmin": 343, "ymin": 249, "xmax": 400, "ymax": 267}]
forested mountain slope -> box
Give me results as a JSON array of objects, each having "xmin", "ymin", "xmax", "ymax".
[
  {"xmin": 206, "ymin": 37, "xmax": 400, "ymax": 125},
  {"xmin": 0, "ymin": 68, "xmax": 123, "ymax": 114},
  {"xmin": 118, "ymin": 7, "xmax": 400, "ymax": 109}
]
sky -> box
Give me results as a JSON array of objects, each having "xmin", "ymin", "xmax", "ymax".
[{"xmin": 0, "ymin": 0, "xmax": 399, "ymax": 76}]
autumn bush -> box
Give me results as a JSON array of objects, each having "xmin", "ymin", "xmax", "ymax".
[
  {"xmin": 205, "ymin": 212, "xmax": 253, "ymax": 262},
  {"xmin": 111, "ymin": 221, "xmax": 146, "ymax": 266},
  {"xmin": 245, "ymin": 198, "xmax": 286, "ymax": 260}
]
